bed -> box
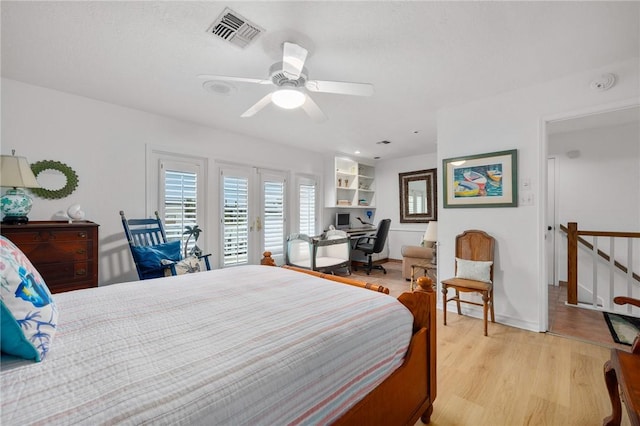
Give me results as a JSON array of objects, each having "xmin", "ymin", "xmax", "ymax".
[{"xmin": 1, "ymin": 238, "xmax": 436, "ymax": 425}]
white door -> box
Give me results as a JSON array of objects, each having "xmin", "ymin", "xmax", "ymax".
[
  {"xmin": 546, "ymin": 157, "xmax": 557, "ymax": 286},
  {"xmin": 219, "ymin": 166, "xmax": 287, "ymax": 267},
  {"xmin": 259, "ymin": 171, "xmax": 287, "ymax": 265}
]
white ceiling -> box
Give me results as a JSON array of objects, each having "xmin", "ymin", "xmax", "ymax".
[{"xmin": 2, "ymin": 1, "xmax": 638, "ymax": 161}]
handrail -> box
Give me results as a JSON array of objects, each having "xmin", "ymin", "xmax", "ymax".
[
  {"xmin": 560, "ymin": 224, "xmax": 640, "ymax": 283},
  {"xmin": 563, "ymin": 222, "xmax": 640, "ymax": 305}
]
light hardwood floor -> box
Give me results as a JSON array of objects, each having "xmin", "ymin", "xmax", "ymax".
[{"xmin": 351, "ymin": 261, "xmax": 632, "ymax": 426}]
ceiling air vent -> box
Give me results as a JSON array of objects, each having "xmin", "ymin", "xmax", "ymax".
[{"xmin": 207, "ymin": 7, "xmax": 264, "ymax": 49}]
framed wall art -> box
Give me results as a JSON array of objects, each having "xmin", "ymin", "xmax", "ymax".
[
  {"xmin": 399, "ymin": 168, "xmax": 437, "ymax": 223},
  {"xmin": 443, "ymin": 149, "xmax": 517, "ymax": 208}
]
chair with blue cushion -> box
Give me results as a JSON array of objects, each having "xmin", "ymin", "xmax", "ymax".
[{"xmin": 120, "ymin": 211, "xmax": 211, "ymax": 280}]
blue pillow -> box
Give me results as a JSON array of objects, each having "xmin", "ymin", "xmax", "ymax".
[
  {"xmin": 130, "ymin": 240, "xmax": 181, "ymax": 279},
  {"xmin": 1, "ymin": 236, "xmax": 58, "ymax": 362}
]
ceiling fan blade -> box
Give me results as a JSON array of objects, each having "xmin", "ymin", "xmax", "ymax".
[
  {"xmin": 305, "ymin": 80, "xmax": 374, "ymax": 96},
  {"xmin": 301, "ymin": 95, "xmax": 327, "ymax": 123},
  {"xmin": 282, "ymin": 42, "xmax": 308, "ymax": 80},
  {"xmin": 198, "ymin": 74, "xmax": 272, "ymax": 85},
  {"xmin": 241, "ymin": 93, "xmax": 273, "ymax": 118}
]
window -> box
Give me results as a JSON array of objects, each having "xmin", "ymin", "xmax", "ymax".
[
  {"xmin": 157, "ymin": 157, "xmax": 205, "ymax": 256},
  {"xmin": 222, "ymin": 174, "xmax": 249, "ymax": 266},
  {"xmin": 299, "ymin": 181, "xmax": 316, "ymax": 235},
  {"xmin": 262, "ymin": 177, "xmax": 285, "ymax": 260}
]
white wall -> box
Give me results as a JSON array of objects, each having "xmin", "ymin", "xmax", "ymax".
[
  {"xmin": 1, "ymin": 78, "xmax": 325, "ymax": 285},
  {"xmin": 437, "ymin": 58, "xmax": 639, "ymax": 332},
  {"xmin": 375, "ymin": 153, "xmax": 438, "ymax": 260}
]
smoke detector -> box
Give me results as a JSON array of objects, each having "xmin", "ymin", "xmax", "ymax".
[
  {"xmin": 202, "ymin": 80, "xmax": 236, "ymax": 96},
  {"xmin": 590, "ymin": 73, "xmax": 616, "ymax": 91}
]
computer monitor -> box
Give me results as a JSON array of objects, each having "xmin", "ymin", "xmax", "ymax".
[{"xmin": 335, "ymin": 212, "xmax": 350, "ymax": 230}]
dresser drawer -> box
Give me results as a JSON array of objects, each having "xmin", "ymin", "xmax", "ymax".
[
  {"xmin": 4, "ymin": 228, "xmax": 94, "ymax": 244},
  {"xmin": 36, "ymin": 261, "xmax": 95, "ymax": 284},
  {"xmin": 15, "ymin": 241, "xmax": 93, "ymax": 263}
]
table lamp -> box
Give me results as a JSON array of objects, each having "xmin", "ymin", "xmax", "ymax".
[
  {"xmin": 423, "ymin": 221, "xmax": 438, "ymax": 265},
  {"xmin": 1, "ymin": 152, "xmax": 41, "ymax": 224}
]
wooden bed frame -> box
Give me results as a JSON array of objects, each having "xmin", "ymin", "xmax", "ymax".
[{"xmin": 264, "ymin": 252, "xmax": 437, "ymax": 425}]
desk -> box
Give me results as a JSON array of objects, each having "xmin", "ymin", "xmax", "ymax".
[{"xmin": 345, "ymin": 227, "xmax": 376, "ymax": 238}]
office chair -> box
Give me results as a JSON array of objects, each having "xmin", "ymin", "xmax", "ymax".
[{"xmin": 352, "ymin": 219, "xmax": 391, "ymax": 275}]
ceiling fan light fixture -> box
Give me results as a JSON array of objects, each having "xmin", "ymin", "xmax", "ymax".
[{"xmin": 272, "ymin": 89, "xmax": 306, "ymax": 109}]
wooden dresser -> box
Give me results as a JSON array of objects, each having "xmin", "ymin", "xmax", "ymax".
[{"xmin": 1, "ymin": 221, "xmax": 99, "ymax": 293}]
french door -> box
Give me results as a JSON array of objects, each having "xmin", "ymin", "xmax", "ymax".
[{"xmin": 219, "ymin": 166, "xmax": 287, "ymax": 267}]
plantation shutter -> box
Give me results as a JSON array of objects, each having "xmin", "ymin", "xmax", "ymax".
[
  {"xmin": 299, "ymin": 182, "xmax": 316, "ymax": 235},
  {"xmin": 160, "ymin": 160, "xmax": 200, "ymax": 254},
  {"xmin": 263, "ymin": 179, "xmax": 285, "ymax": 259},
  {"xmin": 222, "ymin": 174, "xmax": 249, "ymax": 266}
]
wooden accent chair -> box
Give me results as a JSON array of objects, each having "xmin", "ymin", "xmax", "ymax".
[
  {"xmin": 603, "ymin": 296, "xmax": 640, "ymax": 426},
  {"xmin": 441, "ymin": 229, "xmax": 495, "ymax": 336}
]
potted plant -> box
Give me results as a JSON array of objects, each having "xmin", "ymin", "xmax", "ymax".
[{"xmin": 183, "ymin": 225, "xmax": 203, "ymax": 258}]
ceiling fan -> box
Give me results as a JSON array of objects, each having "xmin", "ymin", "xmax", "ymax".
[{"xmin": 199, "ymin": 42, "xmax": 374, "ymax": 122}]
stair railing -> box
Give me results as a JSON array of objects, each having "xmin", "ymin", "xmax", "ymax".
[{"xmin": 564, "ymin": 222, "xmax": 640, "ymax": 313}]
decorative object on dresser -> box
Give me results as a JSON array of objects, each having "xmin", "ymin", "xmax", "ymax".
[
  {"xmin": 0, "ymin": 221, "xmax": 99, "ymax": 293},
  {"xmin": 66, "ymin": 204, "xmax": 86, "ymax": 221},
  {"xmin": 0, "ymin": 151, "xmax": 41, "ymax": 225}
]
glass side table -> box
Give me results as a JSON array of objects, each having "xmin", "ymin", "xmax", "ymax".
[{"xmin": 410, "ymin": 261, "xmax": 437, "ymax": 291}]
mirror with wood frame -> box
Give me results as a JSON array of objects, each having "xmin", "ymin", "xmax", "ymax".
[{"xmin": 399, "ymin": 168, "xmax": 437, "ymax": 223}]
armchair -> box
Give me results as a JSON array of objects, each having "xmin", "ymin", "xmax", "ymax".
[{"xmin": 401, "ymin": 243, "xmax": 435, "ymax": 280}]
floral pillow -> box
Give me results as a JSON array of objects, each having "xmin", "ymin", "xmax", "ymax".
[
  {"xmin": 0, "ymin": 236, "xmax": 58, "ymax": 362},
  {"xmin": 161, "ymin": 256, "xmax": 201, "ymax": 277}
]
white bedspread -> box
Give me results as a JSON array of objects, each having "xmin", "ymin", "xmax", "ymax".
[{"xmin": 1, "ymin": 265, "xmax": 412, "ymax": 425}]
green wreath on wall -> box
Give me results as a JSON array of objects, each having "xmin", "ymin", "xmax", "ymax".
[{"xmin": 30, "ymin": 160, "xmax": 79, "ymax": 199}]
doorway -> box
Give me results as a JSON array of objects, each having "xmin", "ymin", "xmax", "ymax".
[
  {"xmin": 219, "ymin": 165, "xmax": 287, "ymax": 267},
  {"xmin": 544, "ymin": 103, "xmax": 640, "ymax": 333}
]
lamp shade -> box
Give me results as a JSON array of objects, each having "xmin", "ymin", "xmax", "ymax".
[
  {"xmin": 423, "ymin": 221, "xmax": 438, "ymax": 242},
  {"xmin": 1, "ymin": 155, "xmax": 40, "ymax": 188}
]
